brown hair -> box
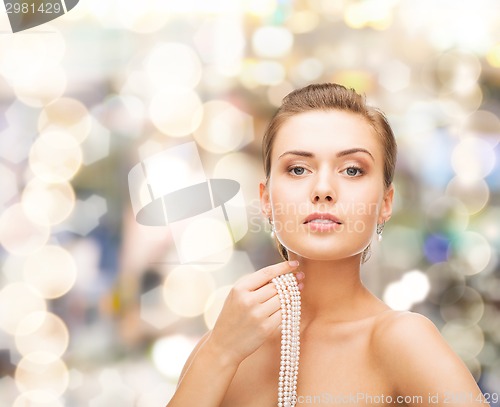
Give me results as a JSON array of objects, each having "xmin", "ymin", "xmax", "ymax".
[{"xmin": 262, "ymin": 83, "xmax": 397, "ymax": 261}]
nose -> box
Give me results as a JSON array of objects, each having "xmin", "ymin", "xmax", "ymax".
[{"xmin": 311, "ymin": 168, "xmax": 336, "ymax": 203}]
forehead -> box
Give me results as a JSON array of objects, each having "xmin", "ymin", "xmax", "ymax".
[{"xmin": 272, "ymin": 110, "xmax": 381, "ymax": 160}]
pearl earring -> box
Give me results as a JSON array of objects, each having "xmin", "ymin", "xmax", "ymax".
[
  {"xmin": 376, "ymin": 221, "xmax": 385, "ymax": 242},
  {"xmin": 269, "ymin": 218, "xmax": 275, "ymax": 238}
]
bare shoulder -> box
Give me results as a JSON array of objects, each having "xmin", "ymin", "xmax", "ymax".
[
  {"xmin": 177, "ymin": 330, "xmax": 212, "ymax": 386},
  {"xmin": 370, "ymin": 310, "xmax": 486, "ymax": 404}
]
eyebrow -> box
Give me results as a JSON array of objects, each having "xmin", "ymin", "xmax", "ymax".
[{"xmin": 277, "ymin": 148, "xmax": 375, "ymax": 162}]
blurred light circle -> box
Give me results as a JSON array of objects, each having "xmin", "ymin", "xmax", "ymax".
[
  {"xmin": 23, "ymin": 245, "xmax": 77, "ymax": 299},
  {"xmin": 13, "ymin": 394, "xmax": 64, "ymax": 407},
  {"xmin": 15, "ymin": 353, "xmax": 69, "ymax": 402},
  {"xmin": 286, "ymin": 10, "xmax": 319, "ymax": 33},
  {"xmin": 149, "ymin": 87, "xmax": 203, "ymax": 137},
  {"xmin": 0, "ymin": 163, "xmax": 18, "ymax": 207},
  {"xmin": 163, "ymin": 266, "xmax": 216, "ymax": 317},
  {"xmin": 151, "ymin": 335, "xmax": 198, "ymax": 380},
  {"xmin": 15, "ymin": 312, "xmax": 69, "ymax": 360},
  {"xmin": 378, "ymin": 60, "xmax": 411, "ymax": 92},
  {"xmin": 425, "ymin": 262, "xmax": 465, "ymax": 305},
  {"xmin": 38, "ymin": 98, "xmax": 92, "ymax": 144},
  {"xmin": 0, "ymin": 27, "xmax": 65, "ymax": 84},
  {"xmin": 441, "ymin": 322, "xmax": 484, "ymax": 359},
  {"xmin": 450, "ymin": 231, "xmax": 492, "ymax": 275},
  {"xmin": 424, "ymin": 196, "xmax": 469, "ymax": 235},
  {"xmin": 436, "ymin": 50, "xmax": 482, "ymax": 94},
  {"xmin": 439, "ymin": 84, "xmax": 483, "ymax": 117},
  {"xmin": 267, "ymin": 81, "xmax": 294, "ymax": 107},
  {"xmin": 463, "ymin": 110, "xmax": 500, "ymax": 145},
  {"xmin": 212, "ymin": 152, "xmax": 262, "ymax": 204},
  {"xmin": 440, "ymin": 287, "xmax": 484, "ymax": 326},
  {"xmin": 204, "ymin": 285, "xmax": 232, "ymax": 329},
  {"xmin": 486, "ymin": 43, "xmax": 500, "ymax": 68},
  {"xmin": 0, "ymin": 204, "xmax": 50, "ymax": 256},
  {"xmin": 380, "ymin": 226, "xmax": 423, "ymax": 269},
  {"xmin": 252, "ymin": 61, "xmax": 286, "ymax": 86},
  {"xmin": 22, "ymin": 179, "xmax": 75, "ymax": 226},
  {"xmin": 0, "ymin": 283, "xmax": 46, "ymax": 335},
  {"xmin": 445, "ymin": 176, "xmax": 490, "ymax": 215},
  {"xmin": 382, "ymin": 270, "xmax": 429, "ymax": 311},
  {"xmin": 451, "ymin": 137, "xmax": 495, "ymax": 181},
  {"xmin": 93, "ymin": 95, "xmax": 145, "ymax": 138},
  {"xmin": 423, "ymin": 234, "xmax": 450, "ymax": 263},
  {"xmin": 252, "ymin": 26, "xmax": 293, "ymax": 58},
  {"xmin": 29, "ymin": 131, "xmax": 83, "ymax": 183},
  {"xmin": 118, "ymin": 0, "xmax": 168, "ymax": 33},
  {"xmin": 14, "ymin": 66, "xmax": 67, "ymax": 108},
  {"xmin": 244, "ymin": 0, "xmax": 277, "ymax": 17},
  {"xmin": 146, "ymin": 43, "xmax": 202, "ymax": 89},
  {"xmin": 294, "ymin": 58, "xmax": 324, "ymax": 82},
  {"xmin": 193, "ymin": 100, "xmax": 253, "ymax": 154},
  {"xmin": 178, "ymin": 217, "xmax": 234, "ymax": 266}
]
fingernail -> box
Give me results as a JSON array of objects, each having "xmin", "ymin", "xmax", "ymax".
[
  {"xmin": 288, "ymin": 260, "xmax": 299, "ymax": 267},
  {"xmin": 295, "ymin": 271, "xmax": 305, "ymax": 281},
  {"xmin": 298, "ymin": 282, "xmax": 304, "ymax": 291}
]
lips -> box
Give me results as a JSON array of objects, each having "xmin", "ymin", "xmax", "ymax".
[{"xmin": 303, "ymin": 212, "xmax": 342, "ymax": 225}]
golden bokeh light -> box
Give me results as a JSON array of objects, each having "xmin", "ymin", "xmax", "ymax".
[
  {"xmin": 486, "ymin": 43, "xmax": 500, "ymax": 68},
  {"xmin": 146, "ymin": 43, "xmax": 202, "ymax": 89},
  {"xmin": 203, "ymin": 285, "xmax": 232, "ymax": 329},
  {"xmin": 38, "ymin": 98, "xmax": 92, "ymax": 144},
  {"xmin": 441, "ymin": 323, "xmax": 484, "ymax": 360},
  {"xmin": 440, "ymin": 287, "xmax": 485, "ymax": 326},
  {"xmin": 445, "ymin": 177, "xmax": 490, "ymax": 215},
  {"xmin": 14, "ymin": 65, "xmax": 67, "ymax": 108},
  {"xmin": 452, "ymin": 231, "xmax": 492, "ymax": 275},
  {"xmin": 163, "ymin": 265, "xmax": 216, "ymax": 318},
  {"xmin": 29, "ymin": 131, "xmax": 83, "ymax": 183},
  {"xmin": 117, "ymin": 0, "xmax": 169, "ymax": 33},
  {"xmin": 176, "ymin": 216, "xmax": 235, "ymax": 265},
  {"xmin": 22, "ymin": 179, "xmax": 76, "ymax": 226},
  {"xmin": 23, "ymin": 245, "xmax": 77, "ymax": 299},
  {"xmin": 212, "ymin": 152, "xmax": 262, "ymax": 204},
  {"xmin": 15, "ymin": 353, "xmax": 69, "ymax": 403},
  {"xmin": 149, "ymin": 87, "xmax": 203, "ymax": 137},
  {"xmin": 15, "ymin": 312, "xmax": 69, "ymax": 361},
  {"xmin": 0, "ymin": 204, "xmax": 50, "ymax": 256},
  {"xmin": 252, "ymin": 26, "xmax": 294, "ymax": 58},
  {"xmin": 0, "ymin": 283, "xmax": 47, "ymax": 335},
  {"xmin": 0, "ymin": 27, "xmax": 65, "ymax": 85},
  {"xmin": 151, "ymin": 335, "xmax": 198, "ymax": 380},
  {"xmin": 193, "ymin": 100, "xmax": 254, "ymax": 154}
]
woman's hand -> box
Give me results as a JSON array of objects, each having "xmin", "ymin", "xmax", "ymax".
[{"xmin": 206, "ymin": 260, "xmax": 302, "ymax": 366}]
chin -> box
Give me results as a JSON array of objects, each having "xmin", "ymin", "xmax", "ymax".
[{"xmin": 278, "ymin": 232, "xmax": 371, "ymax": 262}]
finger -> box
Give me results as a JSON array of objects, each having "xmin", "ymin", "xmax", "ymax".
[
  {"xmin": 257, "ymin": 293, "xmax": 281, "ymax": 318},
  {"xmin": 265, "ymin": 307, "xmax": 283, "ymax": 333},
  {"xmin": 253, "ymin": 282, "xmax": 277, "ymax": 303},
  {"xmin": 242, "ymin": 260, "xmax": 299, "ymax": 290}
]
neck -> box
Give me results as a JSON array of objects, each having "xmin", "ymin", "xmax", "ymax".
[{"xmin": 287, "ymin": 253, "xmax": 388, "ymax": 325}]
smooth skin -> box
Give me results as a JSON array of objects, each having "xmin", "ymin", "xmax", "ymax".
[{"xmin": 167, "ymin": 111, "xmax": 489, "ymax": 407}]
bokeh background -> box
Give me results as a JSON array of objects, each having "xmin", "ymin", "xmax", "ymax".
[{"xmin": 1, "ymin": 0, "xmax": 500, "ymax": 405}]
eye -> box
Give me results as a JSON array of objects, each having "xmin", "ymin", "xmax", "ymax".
[
  {"xmin": 343, "ymin": 166, "xmax": 364, "ymax": 177},
  {"xmin": 288, "ymin": 166, "xmax": 308, "ymax": 176}
]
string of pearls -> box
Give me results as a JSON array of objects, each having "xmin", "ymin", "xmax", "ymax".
[{"xmin": 272, "ymin": 272, "xmax": 301, "ymax": 407}]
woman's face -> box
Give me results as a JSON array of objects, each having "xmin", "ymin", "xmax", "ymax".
[{"xmin": 260, "ymin": 110, "xmax": 394, "ymax": 261}]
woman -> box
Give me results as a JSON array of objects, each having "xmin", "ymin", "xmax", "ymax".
[{"xmin": 167, "ymin": 84, "xmax": 489, "ymax": 406}]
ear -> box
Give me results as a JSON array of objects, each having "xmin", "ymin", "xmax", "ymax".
[
  {"xmin": 259, "ymin": 181, "xmax": 272, "ymax": 219},
  {"xmin": 379, "ymin": 183, "xmax": 394, "ymax": 224}
]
